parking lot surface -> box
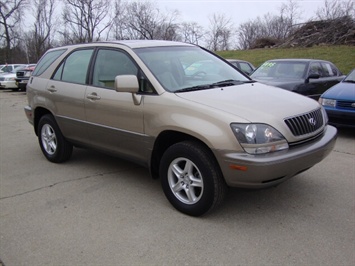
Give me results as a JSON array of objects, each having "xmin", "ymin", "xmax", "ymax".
[{"xmin": 0, "ymin": 90, "xmax": 354, "ymax": 265}]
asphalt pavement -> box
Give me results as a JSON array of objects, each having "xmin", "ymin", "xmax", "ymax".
[{"xmin": 0, "ymin": 90, "xmax": 354, "ymax": 266}]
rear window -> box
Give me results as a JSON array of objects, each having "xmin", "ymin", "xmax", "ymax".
[{"xmin": 32, "ymin": 49, "xmax": 67, "ymax": 76}]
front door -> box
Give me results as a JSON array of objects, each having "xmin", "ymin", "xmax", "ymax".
[{"xmin": 84, "ymin": 48, "xmax": 146, "ymax": 163}]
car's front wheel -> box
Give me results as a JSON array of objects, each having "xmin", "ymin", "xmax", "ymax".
[
  {"xmin": 38, "ymin": 114, "xmax": 73, "ymax": 163},
  {"xmin": 160, "ymin": 141, "xmax": 227, "ymax": 216}
]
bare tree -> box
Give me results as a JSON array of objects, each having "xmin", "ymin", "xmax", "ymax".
[
  {"xmin": 280, "ymin": 0, "xmax": 301, "ymax": 25},
  {"xmin": 61, "ymin": 0, "xmax": 113, "ymax": 44},
  {"xmin": 107, "ymin": 0, "xmax": 127, "ymax": 40},
  {"xmin": 237, "ymin": 19, "xmax": 263, "ymax": 50},
  {"xmin": 0, "ymin": 0, "xmax": 28, "ymax": 62},
  {"xmin": 179, "ymin": 22, "xmax": 205, "ymax": 45},
  {"xmin": 206, "ymin": 13, "xmax": 233, "ymax": 51},
  {"xmin": 237, "ymin": 0, "xmax": 301, "ymax": 49},
  {"xmin": 155, "ymin": 10, "xmax": 180, "ymax": 41},
  {"xmin": 123, "ymin": 1, "xmax": 180, "ymax": 40},
  {"xmin": 22, "ymin": 0, "xmax": 56, "ymax": 62},
  {"xmin": 316, "ymin": 0, "xmax": 354, "ymax": 20}
]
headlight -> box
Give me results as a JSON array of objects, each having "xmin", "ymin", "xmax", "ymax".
[
  {"xmin": 24, "ymin": 71, "xmax": 32, "ymax": 77},
  {"xmin": 321, "ymin": 106, "xmax": 329, "ymax": 124},
  {"xmin": 231, "ymin": 123, "xmax": 289, "ymax": 154},
  {"xmin": 319, "ymin": 97, "xmax": 336, "ymax": 107},
  {"xmin": 4, "ymin": 77, "xmax": 15, "ymax": 81}
]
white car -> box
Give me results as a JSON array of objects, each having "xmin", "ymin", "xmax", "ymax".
[
  {"xmin": 0, "ymin": 65, "xmax": 34, "ymax": 90},
  {"xmin": 0, "ymin": 64, "xmax": 26, "ymax": 73}
]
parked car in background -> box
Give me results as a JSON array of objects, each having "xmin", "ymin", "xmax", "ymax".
[
  {"xmin": 227, "ymin": 59, "xmax": 256, "ymax": 75},
  {"xmin": 0, "ymin": 66, "xmax": 27, "ymax": 90},
  {"xmin": 319, "ymin": 69, "xmax": 355, "ymax": 128},
  {"xmin": 0, "ymin": 65, "xmax": 35, "ymax": 91},
  {"xmin": 15, "ymin": 64, "xmax": 36, "ymax": 91},
  {"xmin": 0, "ymin": 64, "xmax": 26, "ymax": 73},
  {"xmin": 250, "ymin": 59, "xmax": 345, "ymax": 100},
  {"xmin": 25, "ymin": 40, "xmax": 336, "ymax": 216}
]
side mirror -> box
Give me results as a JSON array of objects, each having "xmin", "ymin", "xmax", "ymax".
[
  {"xmin": 115, "ymin": 75, "xmax": 142, "ymax": 105},
  {"xmin": 305, "ymin": 73, "xmax": 320, "ymax": 83},
  {"xmin": 115, "ymin": 75, "xmax": 139, "ymax": 93}
]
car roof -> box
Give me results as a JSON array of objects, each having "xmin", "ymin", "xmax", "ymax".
[
  {"xmin": 49, "ymin": 40, "xmax": 195, "ymax": 51},
  {"xmin": 266, "ymin": 59, "xmax": 331, "ymax": 63},
  {"xmin": 227, "ymin": 59, "xmax": 250, "ymax": 63}
]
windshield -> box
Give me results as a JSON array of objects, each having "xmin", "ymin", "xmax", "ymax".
[
  {"xmin": 251, "ymin": 61, "xmax": 307, "ymax": 80},
  {"xmin": 344, "ymin": 69, "xmax": 355, "ymax": 83},
  {"xmin": 134, "ymin": 46, "xmax": 249, "ymax": 92}
]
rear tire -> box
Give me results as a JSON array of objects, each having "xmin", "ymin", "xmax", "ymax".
[
  {"xmin": 38, "ymin": 114, "xmax": 73, "ymax": 163},
  {"xmin": 160, "ymin": 141, "xmax": 227, "ymax": 216}
]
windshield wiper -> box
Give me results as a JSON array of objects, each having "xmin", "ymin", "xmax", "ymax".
[
  {"xmin": 210, "ymin": 79, "xmax": 240, "ymax": 87},
  {"xmin": 175, "ymin": 79, "xmax": 256, "ymax": 93},
  {"xmin": 343, "ymin": 80, "xmax": 355, "ymax": 83},
  {"xmin": 211, "ymin": 79, "xmax": 256, "ymax": 87},
  {"xmin": 175, "ymin": 84, "xmax": 214, "ymax": 93}
]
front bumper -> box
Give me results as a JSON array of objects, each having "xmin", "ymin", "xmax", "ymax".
[
  {"xmin": 0, "ymin": 80, "xmax": 17, "ymax": 89},
  {"xmin": 216, "ymin": 125, "xmax": 337, "ymax": 188},
  {"xmin": 16, "ymin": 78, "xmax": 29, "ymax": 89},
  {"xmin": 325, "ymin": 108, "xmax": 355, "ymax": 128}
]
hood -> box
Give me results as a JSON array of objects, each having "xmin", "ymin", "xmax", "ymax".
[
  {"xmin": 0, "ymin": 72, "xmax": 16, "ymax": 78},
  {"xmin": 176, "ymin": 82, "xmax": 320, "ymax": 123},
  {"xmin": 322, "ymin": 82, "xmax": 355, "ymax": 100}
]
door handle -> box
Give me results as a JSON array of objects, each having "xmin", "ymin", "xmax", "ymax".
[
  {"xmin": 86, "ymin": 93, "xmax": 101, "ymax": 101},
  {"xmin": 47, "ymin": 86, "xmax": 57, "ymax": 93}
]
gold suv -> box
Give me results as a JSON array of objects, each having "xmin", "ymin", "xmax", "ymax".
[{"xmin": 24, "ymin": 41, "xmax": 337, "ymax": 216}]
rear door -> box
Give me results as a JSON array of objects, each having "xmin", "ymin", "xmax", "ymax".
[
  {"xmin": 46, "ymin": 48, "xmax": 94, "ymax": 143},
  {"xmin": 306, "ymin": 61, "xmax": 344, "ymax": 99},
  {"xmin": 84, "ymin": 47, "xmax": 146, "ymax": 163},
  {"xmin": 306, "ymin": 62, "xmax": 329, "ymax": 99},
  {"xmin": 320, "ymin": 61, "xmax": 344, "ymax": 88}
]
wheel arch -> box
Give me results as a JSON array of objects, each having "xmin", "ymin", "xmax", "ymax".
[
  {"xmin": 33, "ymin": 107, "xmax": 53, "ymax": 135},
  {"xmin": 150, "ymin": 130, "xmax": 221, "ymax": 180}
]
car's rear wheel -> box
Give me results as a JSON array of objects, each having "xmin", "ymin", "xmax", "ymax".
[
  {"xmin": 38, "ymin": 114, "xmax": 73, "ymax": 163},
  {"xmin": 160, "ymin": 141, "xmax": 227, "ymax": 216}
]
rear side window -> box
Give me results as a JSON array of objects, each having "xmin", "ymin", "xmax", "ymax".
[
  {"xmin": 32, "ymin": 49, "xmax": 66, "ymax": 76},
  {"xmin": 53, "ymin": 49, "xmax": 94, "ymax": 84},
  {"xmin": 321, "ymin": 62, "xmax": 338, "ymax": 77},
  {"xmin": 239, "ymin": 62, "xmax": 253, "ymax": 74}
]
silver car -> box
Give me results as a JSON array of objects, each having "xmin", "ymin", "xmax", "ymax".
[
  {"xmin": 24, "ymin": 41, "xmax": 337, "ymax": 216},
  {"xmin": 0, "ymin": 65, "xmax": 27, "ymax": 89}
]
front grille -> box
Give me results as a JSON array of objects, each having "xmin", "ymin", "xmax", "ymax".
[
  {"xmin": 284, "ymin": 108, "xmax": 324, "ymax": 136},
  {"xmin": 17, "ymin": 71, "xmax": 25, "ymax": 77},
  {"xmin": 337, "ymin": 100, "xmax": 355, "ymax": 110}
]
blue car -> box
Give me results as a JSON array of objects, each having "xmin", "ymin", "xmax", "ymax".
[{"xmin": 319, "ymin": 69, "xmax": 355, "ymax": 128}]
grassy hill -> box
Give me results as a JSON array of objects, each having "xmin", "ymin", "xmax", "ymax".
[{"xmin": 217, "ymin": 45, "xmax": 355, "ymax": 75}]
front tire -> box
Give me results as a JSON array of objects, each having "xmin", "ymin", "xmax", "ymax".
[
  {"xmin": 160, "ymin": 141, "xmax": 227, "ymax": 216},
  {"xmin": 38, "ymin": 114, "xmax": 73, "ymax": 163}
]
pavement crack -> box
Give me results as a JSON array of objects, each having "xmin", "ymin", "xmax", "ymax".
[
  {"xmin": 333, "ymin": 149, "xmax": 355, "ymax": 156},
  {"xmin": 0, "ymin": 171, "xmax": 119, "ymax": 200}
]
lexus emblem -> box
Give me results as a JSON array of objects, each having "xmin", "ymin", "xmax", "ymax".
[
  {"xmin": 308, "ymin": 117, "xmax": 317, "ymax": 126},
  {"xmin": 351, "ymin": 103, "xmax": 355, "ymax": 108}
]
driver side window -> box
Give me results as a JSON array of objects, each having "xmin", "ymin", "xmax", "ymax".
[{"xmin": 92, "ymin": 49, "xmax": 138, "ymax": 89}]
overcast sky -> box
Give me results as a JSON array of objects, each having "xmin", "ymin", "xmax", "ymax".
[{"xmin": 154, "ymin": 0, "xmax": 326, "ymax": 27}]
